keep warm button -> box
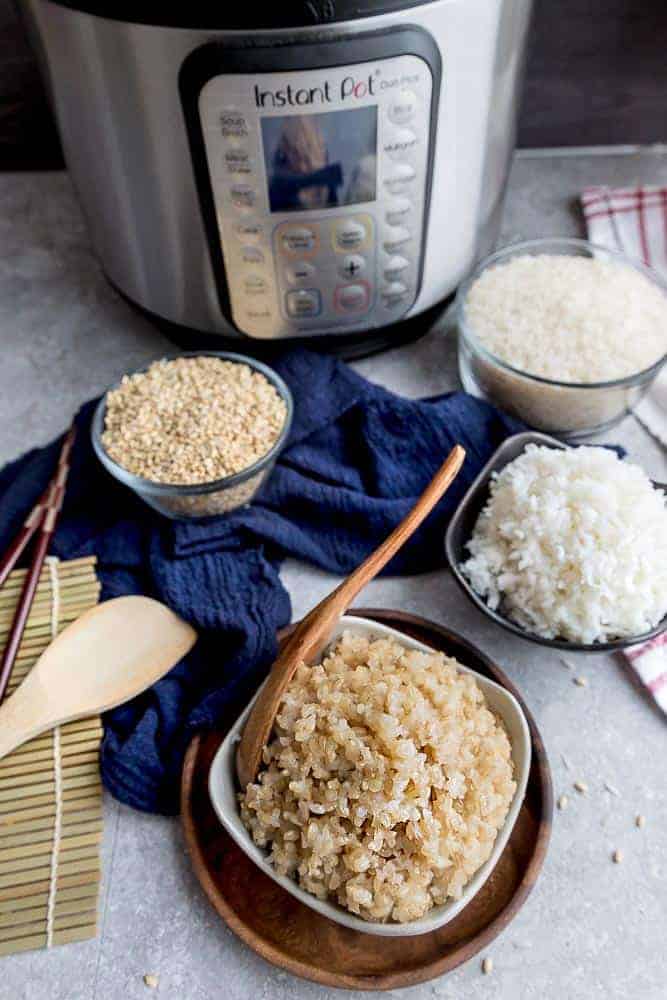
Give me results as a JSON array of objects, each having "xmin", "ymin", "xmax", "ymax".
[{"xmin": 334, "ymin": 282, "xmax": 371, "ymax": 315}]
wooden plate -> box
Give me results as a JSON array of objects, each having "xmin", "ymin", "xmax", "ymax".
[{"xmin": 181, "ymin": 610, "xmax": 553, "ymax": 991}]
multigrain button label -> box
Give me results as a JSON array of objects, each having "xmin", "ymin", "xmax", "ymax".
[{"xmin": 383, "ymin": 130, "xmax": 418, "ymax": 160}]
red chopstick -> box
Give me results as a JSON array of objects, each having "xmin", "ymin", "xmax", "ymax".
[
  {"xmin": 0, "ymin": 427, "xmax": 75, "ymax": 591},
  {"xmin": 0, "ymin": 427, "xmax": 75, "ymax": 705}
]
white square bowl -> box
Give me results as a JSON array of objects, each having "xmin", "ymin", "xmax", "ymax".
[{"xmin": 208, "ymin": 615, "xmax": 531, "ymax": 937}]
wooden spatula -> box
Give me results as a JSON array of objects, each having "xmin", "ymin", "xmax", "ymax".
[
  {"xmin": 236, "ymin": 445, "xmax": 466, "ymax": 789},
  {"xmin": 0, "ymin": 595, "xmax": 196, "ymax": 760}
]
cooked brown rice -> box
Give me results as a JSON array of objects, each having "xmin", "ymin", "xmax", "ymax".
[{"xmin": 239, "ymin": 631, "xmax": 516, "ymax": 923}]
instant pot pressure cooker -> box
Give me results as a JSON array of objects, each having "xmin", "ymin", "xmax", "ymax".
[{"xmin": 22, "ymin": 1, "xmax": 533, "ymax": 355}]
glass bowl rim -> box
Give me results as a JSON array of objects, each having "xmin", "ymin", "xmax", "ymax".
[
  {"xmin": 456, "ymin": 237, "xmax": 667, "ymax": 391},
  {"xmin": 91, "ymin": 350, "xmax": 294, "ymax": 497}
]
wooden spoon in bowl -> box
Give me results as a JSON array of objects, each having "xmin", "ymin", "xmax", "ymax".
[
  {"xmin": 0, "ymin": 596, "xmax": 197, "ymax": 760},
  {"xmin": 236, "ymin": 444, "xmax": 466, "ymax": 789}
]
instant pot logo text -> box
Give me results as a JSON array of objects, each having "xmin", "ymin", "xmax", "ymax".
[{"xmin": 254, "ymin": 73, "xmax": 376, "ymax": 108}]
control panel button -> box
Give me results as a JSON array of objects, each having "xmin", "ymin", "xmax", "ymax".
[
  {"xmin": 388, "ymin": 90, "xmax": 418, "ymax": 126},
  {"xmin": 384, "ymin": 163, "xmax": 416, "ymax": 193},
  {"xmin": 383, "ymin": 128, "xmax": 418, "ymax": 161},
  {"xmin": 383, "ymin": 226, "xmax": 411, "ymax": 254},
  {"xmin": 334, "ymin": 283, "xmax": 371, "ymax": 314},
  {"xmin": 235, "ymin": 221, "xmax": 263, "ymax": 243},
  {"xmin": 339, "ymin": 254, "xmax": 366, "ymax": 280},
  {"xmin": 241, "ymin": 246, "xmax": 264, "ymax": 265},
  {"xmin": 219, "ymin": 111, "xmax": 249, "ymax": 140},
  {"xmin": 243, "ymin": 305, "xmax": 273, "ymax": 322},
  {"xmin": 382, "ymin": 281, "xmax": 409, "ymax": 309},
  {"xmin": 243, "ymin": 274, "xmax": 268, "ymax": 295},
  {"xmin": 287, "ymin": 261, "xmax": 316, "ymax": 284},
  {"xmin": 286, "ymin": 289, "xmax": 321, "ymax": 318},
  {"xmin": 281, "ymin": 226, "xmax": 319, "ymax": 255},
  {"xmin": 386, "ymin": 197, "xmax": 411, "ymax": 226},
  {"xmin": 230, "ymin": 185, "xmax": 257, "ymax": 210},
  {"xmin": 224, "ymin": 149, "xmax": 253, "ymax": 175},
  {"xmin": 334, "ymin": 219, "xmax": 367, "ymax": 252},
  {"xmin": 384, "ymin": 255, "xmax": 410, "ymax": 281}
]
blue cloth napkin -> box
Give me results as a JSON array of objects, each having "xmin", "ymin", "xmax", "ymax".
[{"xmin": 0, "ymin": 350, "xmax": 522, "ymax": 814}]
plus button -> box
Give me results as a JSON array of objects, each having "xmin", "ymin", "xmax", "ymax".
[{"xmin": 340, "ymin": 255, "xmax": 365, "ymax": 280}]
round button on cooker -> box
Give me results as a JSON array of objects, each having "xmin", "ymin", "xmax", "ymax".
[
  {"xmin": 334, "ymin": 219, "xmax": 367, "ymax": 252},
  {"xmin": 388, "ymin": 90, "xmax": 418, "ymax": 126},
  {"xmin": 383, "ymin": 128, "xmax": 418, "ymax": 161},
  {"xmin": 335, "ymin": 283, "xmax": 370, "ymax": 314},
  {"xmin": 230, "ymin": 185, "xmax": 256, "ymax": 210},
  {"xmin": 281, "ymin": 227, "xmax": 318, "ymax": 255},
  {"xmin": 384, "ymin": 163, "xmax": 416, "ymax": 194},
  {"xmin": 234, "ymin": 220, "xmax": 263, "ymax": 243},
  {"xmin": 339, "ymin": 254, "xmax": 366, "ymax": 280},
  {"xmin": 383, "ymin": 226, "xmax": 411, "ymax": 254},
  {"xmin": 287, "ymin": 260, "xmax": 316, "ymax": 284}
]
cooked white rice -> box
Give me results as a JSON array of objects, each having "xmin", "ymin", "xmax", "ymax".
[
  {"xmin": 239, "ymin": 632, "xmax": 515, "ymax": 923},
  {"xmin": 465, "ymin": 254, "xmax": 667, "ymax": 382},
  {"xmin": 461, "ymin": 444, "xmax": 667, "ymax": 643}
]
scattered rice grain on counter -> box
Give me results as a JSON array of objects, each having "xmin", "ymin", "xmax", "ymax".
[
  {"xmin": 465, "ymin": 255, "xmax": 667, "ymax": 383},
  {"xmin": 239, "ymin": 631, "xmax": 516, "ymax": 924},
  {"xmin": 460, "ymin": 445, "xmax": 667, "ymax": 644},
  {"xmin": 102, "ymin": 356, "xmax": 287, "ymax": 485}
]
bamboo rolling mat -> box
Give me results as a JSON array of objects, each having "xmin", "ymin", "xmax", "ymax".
[{"xmin": 0, "ymin": 556, "xmax": 102, "ymax": 956}]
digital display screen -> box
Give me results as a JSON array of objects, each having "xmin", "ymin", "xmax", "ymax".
[{"xmin": 261, "ymin": 106, "xmax": 377, "ymax": 214}]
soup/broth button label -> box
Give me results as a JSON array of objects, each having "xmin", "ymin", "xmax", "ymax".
[{"xmin": 219, "ymin": 111, "xmax": 249, "ymax": 140}]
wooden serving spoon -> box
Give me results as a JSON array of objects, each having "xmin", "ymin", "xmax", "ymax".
[
  {"xmin": 236, "ymin": 444, "xmax": 466, "ymax": 789},
  {"xmin": 0, "ymin": 596, "xmax": 196, "ymax": 760}
]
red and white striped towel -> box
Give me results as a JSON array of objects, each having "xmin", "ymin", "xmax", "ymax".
[
  {"xmin": 581, "ymin": 185, "xmax": 667, "ymax": 446},
  {"xmin": 581, "ymin": 185, "xmax": 667, "ymax": 714}
]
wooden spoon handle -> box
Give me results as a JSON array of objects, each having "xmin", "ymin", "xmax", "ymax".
[{"xmin": 237, "ymin": 445, "xmax": 465, "ymax": 788}]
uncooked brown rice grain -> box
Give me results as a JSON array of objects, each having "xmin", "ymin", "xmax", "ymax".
[{"xmin": 102, "ymin": 356, "xmax": 287, "ymax": 485}]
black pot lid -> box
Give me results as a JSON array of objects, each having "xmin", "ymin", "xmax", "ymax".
[{"xmin": 44, "ymin": 0, "xmax": 436, "ymax": 30}]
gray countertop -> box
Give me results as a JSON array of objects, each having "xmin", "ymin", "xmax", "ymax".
[{"xmin": 0, "ymin": 148, "xmax": 666, "ymax": 1000}]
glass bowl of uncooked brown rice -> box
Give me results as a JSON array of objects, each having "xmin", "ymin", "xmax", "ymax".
[{"xmin": 91, "ymin": 352, "xmax": 293, "ymax": 519}]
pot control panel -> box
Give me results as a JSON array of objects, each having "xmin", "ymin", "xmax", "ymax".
[{"xmin": 190, "ymin": 45, "xmax": 436, "ymax": 339}]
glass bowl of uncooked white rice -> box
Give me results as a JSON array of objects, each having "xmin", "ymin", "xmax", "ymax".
[
  {"xmin": 446, "ymin": 431, "xmax": 667, "ymax": 651},
  {"xmin": 208, "ymin": 616, "xmax": 531, "ymax": 937},
  {"xmin": 457, "ymin": 238, "xmax": 667, "ymax": 438},
  {"xmin": 92, "ymin": 352, "xmax": 293, "ymax": 519}
]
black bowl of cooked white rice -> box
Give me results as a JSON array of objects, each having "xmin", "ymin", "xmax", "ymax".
[{"xmin": 445, "ymin": 431, "xmax": 667, "ymax": 652}]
